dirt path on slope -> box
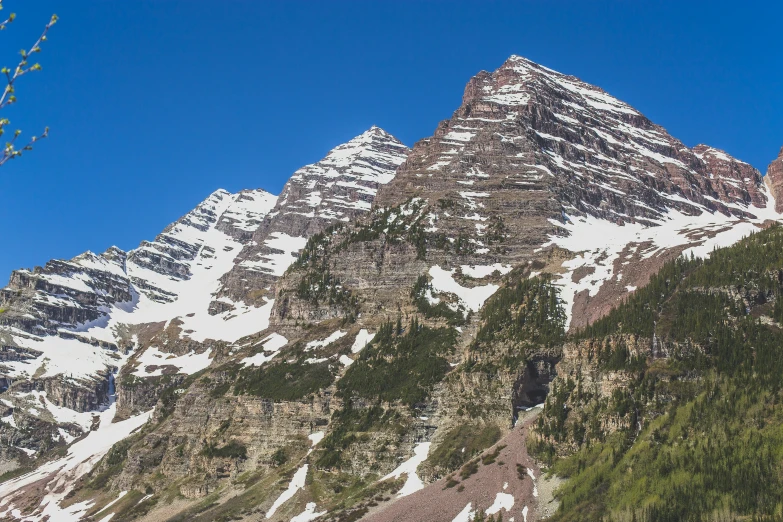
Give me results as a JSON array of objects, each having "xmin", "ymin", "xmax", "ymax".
[{"xmin": 364, "ymin": 409, "xmax": 546, "ymax": 522}]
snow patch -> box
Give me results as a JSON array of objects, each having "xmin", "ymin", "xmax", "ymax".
[
  {"xmin": 133, "ymin": 346, "xmax": 213, "ymax": 377},
  {"xmin": 350, "ymin": 329, "xmax": 375, "ymax": 353},
  {"xmin": 545, "ymin": 201, "xmax": 779, "ymax": 329},
  {"xmin": 382, "ymin": 442, "xmax": 431, "ymax": 497},
  {"xmin": 306, "ymin": 330, "xmax": 346, "ymax": 351},
  {"xmin": 241, "ymin": 333, "xmax": 288, "ymax": 367},
  {"xmin": 266, "ymin": 465, "xmax": 309, "ymax": 519},
  {"xmin": 461, "ymin": 263, "xmax": 513, "ymax": 279},
  {"xmin": 0, "ymin": 403, "xmax": 152, "ymax": 521},
  {"xmin": 452, "ymin": 503, "xmax": 475, "ymax": 522},
  {"xmin": 486, "ymin": 492, "xmax": 515, "ymax": 515},
  {"xmin": 429, "ymin": 266, "xmax": 499, "ymax": 312},
  {"xmin": 290, "ymin": 503, "xmax": 326, "ymax": 522}
]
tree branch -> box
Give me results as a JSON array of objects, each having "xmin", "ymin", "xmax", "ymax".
[{"xmin": 0, "ymin": 0, "xmax": 56, "ymax": 166}]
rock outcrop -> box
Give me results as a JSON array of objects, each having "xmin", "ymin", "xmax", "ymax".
[{"xmin": 765, "ymin": 146, "xmax": 783, "ymax": 212}]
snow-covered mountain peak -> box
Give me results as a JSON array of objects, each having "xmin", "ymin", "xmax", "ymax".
[
  {"xmin": 372, "ymin": 57, "xmax": 779, "ymax": 333},
  {"xmin": 1, "ymin": 56, "xmax": 783, "ymax": 522},
  {"xmin": 463, "ymin": 54, "xmax": 641, "ymax": 119},
  {"xmin": 379, "ymin": 55, "xmax": 771, "ymax": 229},
  {"xmin": 217, "ymin": 129, "xmax": 410, "ymax": 302},
  {"xmin": 692, "ymin": 144, "xmax": 745, "ymax": 164},
  {"xmin": 0, "ymin": 187, "xmax": 279, "ymax": 397},
  {"xmin": 299, "ymin": 126, "xmax": 409, "ymax": 183},
  {"xmin": 263, "ymin": 126, "xmax": 408, "ymax": 230}
]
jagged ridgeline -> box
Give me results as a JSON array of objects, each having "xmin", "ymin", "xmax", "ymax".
[{"xmin": 533, "ymin": 224, "xmax": 783, "ymax": 522}]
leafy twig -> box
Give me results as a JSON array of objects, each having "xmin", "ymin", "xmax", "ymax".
[{"xmin": 0, "ymin": 0, "xmax": 56, "ymax": 166}]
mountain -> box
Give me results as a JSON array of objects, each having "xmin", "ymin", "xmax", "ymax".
[
  {"xmin": 1, "ymin": 56, "xmax": 782, "ymax": 522},
  {"xmin": 0, "ymin": 127, "xmax": 406, "ymax": 519},
  {"xmin": 218, "ymin": 126, "xmax": 410, "ymax": 305},
  {"xmin": 372, "ymin": 55, "xmax": 777, "ymax": 329},
  {"xmin": 530, "ymin": 224, "xmax": 783, "ymax": 521}
]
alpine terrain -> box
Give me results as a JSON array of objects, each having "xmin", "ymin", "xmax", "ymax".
[{"xmin": 1, "ymin": 56, "xmax": 783, "ymax": 522}]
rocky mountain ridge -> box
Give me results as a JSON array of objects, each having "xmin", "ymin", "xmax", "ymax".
[
  {"xmin": 218, "ymin": 126, "xmax": 410, "ymax": 305},
  {"xmin": 0, "ymin": 128, "xmax": 405, "ymax": 500},
  {"xmin": 0, "ymin": 55, "xmax": 782, "ymax": 522}
]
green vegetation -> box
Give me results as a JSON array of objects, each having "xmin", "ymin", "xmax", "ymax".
[
  {"xmin": 467, "ymin": 273, "xmax": 566, "ymax": 372},
  {"xmin": 459, "ymin": 459, "xmax": 479, "ymax": 480},
  {"xmin": 537, "ymin": 225, "xmax": 783, "ymax": 521},
  {"xmin": 271, "ymin": 447, "xmax": 288, "ymax": 467},
  {"xmin": 548, "ymin": 377, "xmax": 783, "ymax": 522},
  {"xmin": 475, "ymin": 273, "xmax": 566, "ymax": 348},
  {"xmin": 308, "ymin": 469, "xmax": 404, "ymax": 521},
  {"xmin": 109, "ymin": 490, "xmax": 159, "ymax": 522},
  {"xmin": 292, "ymin": 198, "xmax": 489, "ymax": 280},
  {"xmin": 292, "ymin": 224, "xmax": 345, "ymax": 269},
  {"xmin": 0, "ymin": 8, "xmax": 58, "ymax": 168},
  {"xmin": 200, "ymin": 441, "xmax": 247, "ymax": 460},
  {"xmin": 293, "ymin": 199, "xmax": 432, "ymax": 266},
  {"xmin": 337, "ymin": 319, "xmax": 456, "ymax": 406},
  {"xmin": 480, "ymin": 444, "xmax": 505, "ymax": 465},
  {"xmin": 424, "ymin": 423, "xmax": 502, "ymax": 474},
  {"xmin": 0, "ymin": 465, "xmax": 33, "ymax": 483},
  {"xmin": 234, "ymin": 357, "xmax": 335, "ymax": 401},
  {"xmin": 342, "ymin": 199, "xmax": 430, "ymax": 260},
  {"xmin": 316, "ymin": 403, "xmax": 408, "ymax": 469},
  {"xmin": 470, "ymin": 511, "xmax": 504, "ymax": 522},
  {"xmin": 485, "ymin": 214, "xmax": 509, "ymax": 243},
  {"xmin": 317, "ymin": 319, "xmax": 457, "ymax": 470},
  {"xmin": 411, "ymin": 274, "xmax": 467, "ymax": 326},
  {"xmin": 296, "ymin": 269, "xmax": 359, "ymax": 312}
]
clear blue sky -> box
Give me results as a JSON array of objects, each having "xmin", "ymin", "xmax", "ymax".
[{"xmin": 2, "ymin": 1, "xmax": 781, "ymax": 278}]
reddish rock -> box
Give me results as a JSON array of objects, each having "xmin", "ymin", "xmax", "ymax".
[{"xmin": 765, "ymin": 146, "xmax": 783, "ymax": 212}]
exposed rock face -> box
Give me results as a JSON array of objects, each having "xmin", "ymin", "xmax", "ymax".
[
  {"xmin": 219, "ymin": 126, "xmax": 410, "ymax": 304},
  {"xmin": 0, "ymin": 251, "xmax": 132, "ymax": 335},
  {"xmin": 0, "ymin": 188, "xmax": 279, "ymax": 469},
  {"xmin": 377, "ymin": 56, "xmax": 768, "ymax": 231},
  {"xmin": 110, "ymin": 382, "xmax": 332, "ymax": 496},
  {"xmin": 692, "ymin": 144, "xmax": 767, "ymax": 207},
  {"xmin": 126, "ymin": 188, "xmax": 278, "ymax": 303},
  {"xmin": 274, "ymin": 56, "xmax": 777, "ymax": 338},
  {"xmin": 765, "ymin": 146, "xmax": 783, "ymax": 212}
]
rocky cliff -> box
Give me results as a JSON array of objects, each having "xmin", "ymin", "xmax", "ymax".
[{"xmin": 765, "ymin": 146, "xmax": 783, "ymax": 212}]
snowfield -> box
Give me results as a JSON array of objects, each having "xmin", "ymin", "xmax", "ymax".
[{"xmin": 545, "ymin": 183, "xmax": 779, "ymax": 329}]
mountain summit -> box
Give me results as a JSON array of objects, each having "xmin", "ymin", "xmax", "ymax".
[
  {"xmin": 218, "ymin": 126, "xmax": 410, "ymax": 303},
  {"xmin": 380, "ymin": 54, "xmax": 768, "ymax": 224}
]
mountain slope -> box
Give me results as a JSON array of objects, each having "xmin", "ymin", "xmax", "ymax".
[
  {"xmin": 765, "ymin": 146, "xmax": 783, "ymax": 212},
  {"xmin": 532, "ymin": 223, "xmax": 783, "ymax": 521},
  {"xmin": 372, "ymin": 54, "xmax": 777, "ymax": 328}
]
